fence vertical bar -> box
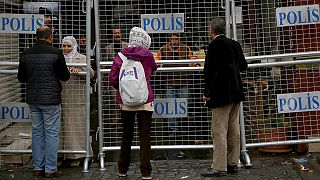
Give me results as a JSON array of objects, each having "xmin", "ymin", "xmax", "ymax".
[
  {"xmin": 239, "ymin": 103, "xmax": 252, "ymax": 167},
  {"xmin": 230, "ymin": 0, "xmax": 252, "ymax": 168},
  {"xmin": 231, "ymin": 0, "xmax": 237, "ymax": 39},
  {"xmin": 82, "ymin": 0, "xmax": 92, "ymax": 173},
  {"xmin": 225, "ymin": 0, "xmax": 231, "ymax": 38},
  {"xmin": 93, "ymin": 0, "xmax": 106, "ymax": 171}
]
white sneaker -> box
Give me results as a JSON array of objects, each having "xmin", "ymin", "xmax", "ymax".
[
  {"xmin": 142, "ymin": 176, "xmax": 152, "ymax": 180},
  {"xmin": 118, "ymin": 173, "xmax": 127, "ymax": 177}
]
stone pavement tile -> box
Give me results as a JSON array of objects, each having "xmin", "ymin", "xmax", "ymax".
[{"xmin": 1, "ymin": 153, "xmax": 320, "ymax": 180}]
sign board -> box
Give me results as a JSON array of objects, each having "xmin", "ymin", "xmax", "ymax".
[
  {"xmin": 276, "ymin": 4, "xmax": 320, "ymax": 27},
  {"xmin": 0, "ymin": 103, "xmax": 31, "ymax": 121},
  {"xmin": 153, "ymin": 98, "xmax": 187, "ymax": 118},
  {"xmin": 231, "ymin": 6, "xmax": 243, "ymax": 24},
  {"xmin": 277, "ymin": 91, "xmax": 320, "ymax": 113},
  {"xmin": 0, "ymin": 14, "xmax": 44, "ymax": 34},
  {"xmin": 141, "ymin": 13, "xmax": 184, "ymax": 33}
]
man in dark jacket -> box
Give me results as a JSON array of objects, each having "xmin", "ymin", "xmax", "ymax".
[
  {"xmin": 201, "ymin": 18, "xmax": 248, "ymax": 177},
  {"xmin": 18, "ymin": 26, "xmax": 70, "ymax": 178}
]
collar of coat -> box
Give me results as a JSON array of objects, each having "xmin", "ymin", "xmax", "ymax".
[{"xmin": 214, "ymin": 34, "xmax": 226, "ymax": 39}]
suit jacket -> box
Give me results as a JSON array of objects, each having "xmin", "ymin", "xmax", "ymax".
[{"xmin": 203, "ymin": 35, "xmax": 248, "ymax": 108}]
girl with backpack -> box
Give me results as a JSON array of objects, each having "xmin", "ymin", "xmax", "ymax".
[{"xmin": 109, "ymin": 27, "xmax": 157, "ymax": 180}]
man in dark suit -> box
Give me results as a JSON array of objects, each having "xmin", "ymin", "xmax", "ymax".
[{"xmin": 201, "ymin": 17, "xmax": 248, "ymax": 177}]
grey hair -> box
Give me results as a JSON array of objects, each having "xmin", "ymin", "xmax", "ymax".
[{"xmin": 210, "ymin": 17, "xmax": 226, "ymax": 35}]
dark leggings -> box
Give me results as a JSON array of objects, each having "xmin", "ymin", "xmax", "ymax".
[{"xmin": 118, "ymin": 110, "xmax": 153, "ymax": 177}]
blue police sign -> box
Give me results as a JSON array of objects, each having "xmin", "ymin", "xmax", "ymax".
[
  {"xmin": 153, "ymin": 98, "xmax": 187, "ymax": 118},
  {"xmin": 0, "ymin": 103, "xmax": 31, "ymax": 121},
  {"xmin": 277, "ymin": 92, "xmax": 320, "ymax": 113},
  {"xmin": 0, "ymin": 14, "xmax": 44, "ymax": 34},
  {"xmin": 276, "ymin": 4, "xmax": 320, "ymax": 27},
  {"xmin": 141, "ymin": 13, "xmax": 184, "ymax": 33}
]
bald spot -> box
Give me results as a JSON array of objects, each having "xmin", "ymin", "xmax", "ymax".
[{"xmin": 36, "ymin": 26, "xmax": 52, "ymax": 40}]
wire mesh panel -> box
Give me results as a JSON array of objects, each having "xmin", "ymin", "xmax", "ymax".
[
  {"xmin": 0, "ymin": 73, "xmax": 31, "ymax": 153},
  {"xmin": 0, "ymin": 0, "xmax": 91, "ymax": 162},
  {"xmin": 101, "ymin": 67, "xmax": 212, "ymax": 149},
  {"xmin": 98, "ymin": 0, "xmax": 224, "ymax": 59},
  {"xmin": 98, "ymin": 0, "xmax": 224, "ymax": 149},
  {"xmin": 243, "ymin": 61, "xmax": 320, "ymax": 147},
  {"xmin": 235, "ymin": 0, "xmax": 320, "ymax": 56},
  {"xmin": 102, "ymin": 74, "xmax": 123, "ymax": 147},
  {"xmin": 97, "ymin": 0, "xmax": 320, "ymax": 151}
]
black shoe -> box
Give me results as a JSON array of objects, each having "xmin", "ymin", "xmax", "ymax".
[
  {"xmin": 201, "ymin": 168, "xmax": 227, "ymax": 177},
  {"xmin": 34, "ymin": 170, "xmax": 45, "ymax": 177},
  {"xmin": 227, "ymin": 165, "xmax": 239, "ymax": 173}
]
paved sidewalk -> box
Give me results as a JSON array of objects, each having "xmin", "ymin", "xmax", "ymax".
[{"xmin": 1, "ymin": 151, "xmax": 320, "ymax": 180}]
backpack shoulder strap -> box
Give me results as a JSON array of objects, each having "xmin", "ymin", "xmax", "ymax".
[{"xmin": 118, "ymin": 52, "xmax": 128, "ymax": 62}]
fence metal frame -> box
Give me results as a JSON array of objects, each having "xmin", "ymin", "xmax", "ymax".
[
  {"xmin": 1, "ymin": 0, "xmax": 320, "ymax": 173},
  {"xmin": 0, "ymin": 62, "xmax": 92, "ymax": 172},
  {"xmin": 1, "ymin": 0, "xmax": 94, "ymax": 171},
  {"xmin": 94, "ymin": 0, "xmax": 320, "ymax": 170}
]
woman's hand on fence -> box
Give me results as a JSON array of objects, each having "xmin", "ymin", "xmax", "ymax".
[{"xmin": 70, "ymin": 67, "xmax": 80, "ymax": 74}]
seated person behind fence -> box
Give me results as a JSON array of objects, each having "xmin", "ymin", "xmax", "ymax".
[
  {"xmin": 60, "ymin": 36, "xmax": 94, "ymax": 166},
  {"xmin": 109, "ymin": 27, "xmax": 157, "ymax": 180},
  {"xmin": 103, "ymin": 25, "xmax": 128, "ymax": 62},
  {"xmin": 39, "ymin": 7, "xmax": 59, "ymax": 48},
  {"xmin": 77, "ymin": 34, "xmax": 97, "ymax": 89},
  {"xmin": 155, "ymin": 33, "xmax": 195, "ymax": 137},
  {"xmin": 102, "ymin": 26, "xmax": 128, "ymax": 144}
]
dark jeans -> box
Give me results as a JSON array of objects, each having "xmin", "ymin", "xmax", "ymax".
[{"xmin": 118, "ymin": 110, "xmax": 153, "ymax": 177}]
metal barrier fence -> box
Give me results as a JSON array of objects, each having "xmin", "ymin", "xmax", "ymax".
[
  {"xmin": 0, "ymin": 0, "xmax": 93, "ymax": 171},
  {"xmin": 240, "ymin": 56, "xmax": 320, "ymax": 167},
  {"xmin": 0, "ymin": 63, "xmax": 92, "ymax": 172},
  {"xmin": 242, "ymin": 58, "xmax": 320, "ymax": 146},
  {"xmin": 95, "ymin": 0, "xmax": 320, "ymax": 170},
  {"xmin": 101, "ymin": 62, "xmax": 211, "ymax": 150},
  {"xmin": 1, "ymin": 0, "xmax": 320, "ymax": 173},
  {"xmin": 98, "ymin": 56, "xmax": 320, "ymax": 169},
  {"xmin": 96, "ymin": 0, "xmax": 320, "ymax": 59}
]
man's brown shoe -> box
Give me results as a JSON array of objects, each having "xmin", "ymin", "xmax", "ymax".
[{"xmin": 45, "ymin": 170, "xmax": 62, "ymax": 178}]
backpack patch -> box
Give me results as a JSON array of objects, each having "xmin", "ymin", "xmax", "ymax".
[{"xmin": 118, "ymin": 52, "xmax": 148, "ymax": 106}]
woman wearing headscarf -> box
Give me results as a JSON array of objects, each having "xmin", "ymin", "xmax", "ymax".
[
  {"xmin": 109, "ymin": 27, "xmax": 157, "ymax": 180},
  {"xmin": 60, "ymin": 36, "xmax": 93, "ymax": 166}
]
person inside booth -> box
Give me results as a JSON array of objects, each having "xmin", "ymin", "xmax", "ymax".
[{"xmin": 155, "ymin": 33, "xmax": 196, "ymax": 138}]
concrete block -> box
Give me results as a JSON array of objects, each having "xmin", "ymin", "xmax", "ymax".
[{"xmin": 308, "ymin": 137, "xmax": 320, "ymax": 153}]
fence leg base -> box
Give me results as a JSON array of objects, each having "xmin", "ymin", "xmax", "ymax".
[
  {"xmin": 99, "ymin": 153, "xmax": 106, "ymax": 171},
  {"xmin": 241, "ymin": 151, "xmax": 252, "ymax": 168},
  {"xmin": 82, "ymin": 157, "xmax": 90, "ymax": 173}
]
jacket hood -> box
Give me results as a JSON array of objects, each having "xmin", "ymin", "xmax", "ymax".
[{"xmin": 121, "ymin": 46, "xmax": 153, "ymax": 62}]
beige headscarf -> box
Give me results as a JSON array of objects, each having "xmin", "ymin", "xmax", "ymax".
[{"xmin": 62, "ymin": 36, "xmax": 78, "ymax": 63}]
